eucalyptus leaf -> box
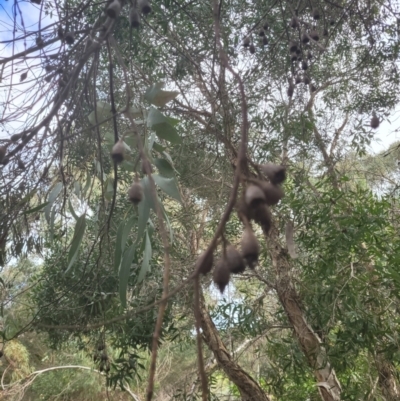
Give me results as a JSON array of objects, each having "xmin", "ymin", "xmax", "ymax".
[
  {"xmin": 138, "ymin": 231, "xmax": 152, "ymax": 283},
  {"xmin": 45, "ymin": 182, "xmax": 63, "ymax": 222},
  {"xmin": 119, "ymin": 244, "xmax": 136, "ymax": 308},
  {"xmin": 137, "ymin": 194, "xmax": 150, "ymax": 244},
  {"xmin": 65, "ymin": 214, "xmax": 86, "ymax": 273},
  {"xmin": 147, "ymin": 107, "xmax": 182, "ymax": 144},
  {"xmin": 145, "ymin": 83, "xmax": 179, "ymax": 107},
  {"xmin": 68, "ymin": 198, "xmax": 79, "ymax": 221},
  {"xmin": 154, "ymin": 158, "xmax": 175, "ymax": 178},
  {"xmin": 153, "ymin": 174, "xmax": 182, "ymax": 202},
  {"xmin": 88, "ymin": 101, "xmax": 112, "ymax": 125},
  {"xmin": 24, "ymin": 202, "xmax": 48, "ymax": 215}
]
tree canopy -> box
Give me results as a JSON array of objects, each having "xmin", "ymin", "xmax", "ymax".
[{"xmin": 1, "ymin": 0, "xmax": 400, "ymax": 399}]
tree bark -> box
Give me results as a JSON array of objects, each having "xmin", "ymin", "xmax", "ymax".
[
  {"xmin": 375, "ymin": 354, "xmax": 400, "ymax": 401},
  {"xmin": 198, "ymin": 291, "xmax": 271, "ymax": 401},
  {"xmin": 268, "ymin": 230, "xmax": 342, "ymax": 401}
]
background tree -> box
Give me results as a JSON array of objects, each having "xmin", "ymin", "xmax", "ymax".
[{"xmin": 1, "ymin": 0, "xmax": 400, "ymax": 399}]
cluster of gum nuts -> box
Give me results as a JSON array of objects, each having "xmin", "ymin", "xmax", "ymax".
[
  {"xmin": 105, "ymin": 0, "xmax": 152, "ymax": 28},
  {"xmin": 195, "ymin": 163, "xmax": 286, "ymax": 293},
  {"xmin": 110, "ymin": 139, "xmax": 144, "ymax": 204},
  {"xmin": 93, "ymin": 342, "xmax": 111, "ymax": 373}
]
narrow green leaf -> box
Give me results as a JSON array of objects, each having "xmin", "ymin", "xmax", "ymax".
[
  {"xmin": 138, "ymin": 232, "xmax": 152, "ymax": 283},
  {"xmin": 122, "ymin": 217, "xmax": 136, "ymax": 249},
  {"xmin": 119, "ymin": 244, "xmax": 136, "ymax": 308},
  {"xmin": 65, "ymin": 214, "xmax": 86, "ymax": 273},
  {"xmin": 105, "ymin": 176, "xmax": 114, "ymax": 201},
  {"xmin": 141, "ymin": 176, "xmax": 157, "ymax": 211},
  {"xmin": 114, "ymin": 222, "xmax": 125, "ymax": 271},
  {"xmin": 153, "ymin": 174, "xmax": 182, "ymax": 202},
  {"xmin": 137, "ymin": 195, "xmax": 150, "ymax": 244},
  {"xmin": 82, "ymin": 170, "xmax": 92, "ymax": 197},
  {"xmin": 49, "ymin": 207, "xmax": 57, "ymax": 241},
  {"xmin": 68, "ymin": 199, "xmax": 79, "ymax": 221},
  {"xmin": 73, "ymin": 181, "xmax": 81, "ymax": 198},
  {"xmin": 24, "ymin": 202, "xmax": 48, "ymax": 215},
  {"xmin": 45, "ymin": 182, "xmax": 63, "ymax": 222},
  {"xmin": 154, "ymin": 158, "xmax": 174, "ymax": 178},
  {"xmin": 88, "ymin": 101, "xmax": 112, "ymax": 125},
  {"xmin": 160, "ymin": 201, "xmax": 174, "ymax": 243}
]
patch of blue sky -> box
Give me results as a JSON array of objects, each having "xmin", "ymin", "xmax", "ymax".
[{"xmin": 0, "ymin": 0, "xmax": 60, "ymax": 138}]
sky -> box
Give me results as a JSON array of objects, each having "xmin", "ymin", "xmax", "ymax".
[
  {"xmin": 0, "ymin": 0, "xmax": 59, "ymax": 139},
  {"xmin": 0, "ymin": 0, "xmax": 399, "ymax": 154}
]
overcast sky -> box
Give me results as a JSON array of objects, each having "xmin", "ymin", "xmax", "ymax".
[{"xmin": 0, "ymin": 0, "xmax": 399, "ymax": 154}]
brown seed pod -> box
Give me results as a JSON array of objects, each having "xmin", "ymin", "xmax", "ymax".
[
  {"xmin": 260, "ymin": 163, "xmax": 286, "ymax": 184},
  {"xmin": 45, "ymin": 75, "xmax": 52, "ymax": 83},
  {"xmin": 129, "ymin": 7, "xmax": 141, "ymax": 28},
  {"xmin": 303, "ymin": 75, "xmax": 310, "ymax": 85},
  {"xmin": 111, "ymin": 139, "xmax": 125, "ymax": 164},
  {"xmin": 258, "ymin": 182, "xmax": 284, "ymax": 205},
  {"xmin": 323, "ymin": 28, "xmax": 328, "ymax": 36},
  {"xmin": 36, "ymin": 37, "xmax": 44, "ymax": 48},
  {"xmin": 64, "ymin": 32, "xmax": 75, "ymax": 44},
  {"xmin": 307, "ymin": 50, "xmax": 312, "ymax": 59},
  {"xmin": 290, "ymin": 16, "xmax": 300, "ymax": 28},
  {"xmin": 250, "ymin": 203, "xmax": 272, "ymax": 235},
  {"xmin": 262, "ymin": 36, "xmax": 268, "ymax": 46},
  {"xmin": 0, "ymin": 350, "xmax": 4, "ymax": 358},
  {"xmin": 290, "ymin": 53, "xmax": 297, "ymax": 62},
  {"xmin": 45, "ymin": 65, "xmax": 54, "ymax": 72},
  {"xmin": 31, "ymin": 0, "xmax": 41, "ymax": 4},
  {"xmin": 312, "ymin": 9, "xmax": 320, "ymax": 20},
  {"xmin": 302, "ymin": 61, "xmax": 308, "ymax": 70},
  {"xmin": 195, "ymin": 250, "xmax": 213, "ymax": 275},
  {"xmin": 242, "ymin": 37, "xmax": 250, "ymax": 47},
  {"xmin": 97, "ymin": 343, "xmax": 105, "ymax": 351},
  {"xmin": 311, "ymin": 84, "xmax": 317, "ymax": 92},
  {"xmin": 295, "ymin": 76, "xmax": 302, "ymax": 85},
  {"xmin": 263, "ymin": 22, "xmax": 269, "ymax": 30},
  {"xmin": 20, "ymin": 72, "xmax": 27, "ymax": 82},
  {"xmin": 245, "ymin": 185, "xmax": 266, "ymax": 208},
  {"xmin": 139, "ymin": 0, "xmax": 152, "ymax": 14},
  {"xmin": 287, "ymin": 84, "xmax": 294, "ymax": 97},
  {"xmin": 289, "ymin": 40, "xmax": 298, "ymax": 52},
  {"xmin": 18, "ymin": 159, "xmax": 25, "ymax": 170},
  {"xmin": 0, "ymin": 147, "xmax": 5, "ymax": 163},
  {"xmin": 226, "ymin": 245, "xmax": 245, "ymax": 274},
  {"xmin": 99, "ymin": 363, "xmax": 104, "ymax": 372},
  {"xmin": 370, "ymin": 114, "xmax": 379, "ymax": 129},
  {"xmin": 0, "ymin": 157, "xmax": 9, "ymax": 166},
  {"xmin": 295, "ymin": 48, "xmax": 301, "ymax": 55},
  {"xmin": 241, "ymin": 228, "xmax": 259, "ymax": 269},
  {"xmin": 101, "ymin": 353, "xmax": 108, "ymax": 361},
  {"xmin": 105, "ymin": 361, "xmax": 111, "ymax": 372},
  {"xmin": 128, "ymin": 181, "xmax": 143, "ymax": 204},
  {"xmin": 310, "ymin": 30, "xmax": 319, "ymax": 41},
  {"xmin": 330, "ymin": 19, "xmax": 335, "ymax": 26},
  {"xmin": 249, "ymin": 44, "xmax": 256, "ymax": 54},
  {"xmin": 10, "ymin": 134, "xmax": 21, "ymax": 142},
  {"xmin": 106, "ymin": 0, "xmax": 121, "ymax": 18},
  {"xmin": 213, "ymin": 259, "xmax": 230, "ymax": 293},
  {"xmin": 57, "ymin": 27, "xmax": 64, "ymax": 39},
  {"xmin": 259, "ymin": 29, "xmax": 265, "ymax": 36},
  {"xmin": 301, "ymin": 32, "xmax": 309, "ymax": 44},
  {"xmin": 93, "ymin": 353, "xmax": 98, "ymax": 362}
]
